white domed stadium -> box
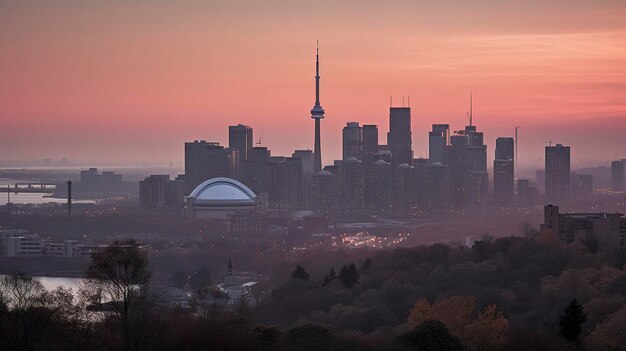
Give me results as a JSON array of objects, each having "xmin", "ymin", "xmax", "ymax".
[{"xmin": 185, "ymin": 177, "xmax": 257, "ymax": 218}]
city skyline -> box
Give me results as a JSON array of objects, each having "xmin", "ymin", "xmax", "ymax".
[{"xmin": 2, "ymin": 1, "xmax": 626, "ymax": 168}]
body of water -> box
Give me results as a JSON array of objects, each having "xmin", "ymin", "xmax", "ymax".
[
  {"xmin": 36, "ymin": 276, "xmax": 84, "ymax": 292},
  {"xmin": 0, "ymin": 178, "xmax": 94, "ymax": 205}
]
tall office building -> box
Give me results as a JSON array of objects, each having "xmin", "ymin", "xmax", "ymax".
[
  {"xmin": 495, "ymin": 137, "xmax": 514, "ymax": 161},
  {"xmin": 429, "ymin": 124, "xmax": 449, "ymax": 165},
  {"xmin": 311, "ymin": 170, "xmax": 337, "ymax": 213},
  {"xmin": 184, "ymin": 140, "xmax": 239, "ymax": 194},
  {"xmin": 292, "ymin": 150, "xmax": 314, "ymax": 175},
  {"xmin": 364, "ymin": 159, "xmax": 393, "ymax": 213},
  {"xmin": 388, "ymin": 107, "xmax": 413, "ymax": 166},
  {"xmin": 545, "ymin": 144, "xmax": 570, "ymax": 203},
  {"xmin": 341, "ymin": 158, "xmax": 365, "ymax": 214},
  {"xmin": 276, "ymin": 158, "xmax": 303, "ymax": 210},
  {"xmin": 310, "ymin": 43, "xmax": 325, "ymax": 173},
  {"xmin": 494, "ymin": 137, "xmax": 515, "ymax": 205},
  {"xmin": 342, "ymin": 122, "xmax": 363, "ymax": 160},
  {"xmin": 362, "ymin": 125, "xmax": 379, "ymax": 163},
  {"xmin": 611, "ymin": 160, "xmax": 624, "ymax": 192},
  {"xmin": 228, "ymin": 124, "xmax": 253, "ymax": 161},
  {"xmin": 493, "ymin": 160, "xmax": 514, "ymax": 205},
  {"xmin": 293, "ymin": 149, "xmax": 314, "ymax": 208}
]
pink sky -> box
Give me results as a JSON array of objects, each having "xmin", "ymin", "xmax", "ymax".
[{"xmin": 1, "ymin": 1, "xmax": 626, "ymax": 168}]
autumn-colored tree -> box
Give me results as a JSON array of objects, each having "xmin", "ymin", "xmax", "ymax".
[
  {"xmin": 585, "ymin": 307, "xmax": 626, "ymax": 351},
  {"xmin": 464, "ymin": 304, "xmax": 509, "ymax": 351},
  {"xmin": 408, "ymin": 296, "xmax": 476, "ymax": 337},
  {"xmin": 408, "ymin": 297, "xmax": 509, "ymax": 351}
]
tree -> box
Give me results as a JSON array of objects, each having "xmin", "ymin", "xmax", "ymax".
[
  {"xmin": 585, "ymin": 307, "xmax": 626, "ymax": 351},
  {"xmin": 84, "ymin": 239, "xmax": 151, "ymax": 351},
  {"xmin": 0, "ymin": 273, "xmax": 53, "ymax": 351},
  {"xmin": 464, "ymin": 304, "xmax": 509, "ymax": 351},
  {"xmin": 397, "ymin": 319, "xmax": 463, "ymax": 351},
  {"xmin": 338, "ymin": 263, "xmax": 360, "ymax": 289},
  {"xmin": 291, "ymin": 265, "xmax": 310, "ymax": 281},
  {"xmin": 322, "ymin": 267, "xmax": 337, "ymax": 286},
  {"xmin": 559, "ymin": 298, "xmax": 587, "ymax": 344}
]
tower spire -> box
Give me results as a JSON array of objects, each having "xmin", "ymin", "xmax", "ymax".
[
  {"xmin": 311, "ymin": 42, "xmax": 325, "ymax": 173},
  {"xmin": 469, "ymin": 91, "xmax": 473, "ymax": 126}
]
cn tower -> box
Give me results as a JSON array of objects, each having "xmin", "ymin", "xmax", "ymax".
[{"xmin": 310, "ymin": 41, "xmax": 325, "ymax": 173}]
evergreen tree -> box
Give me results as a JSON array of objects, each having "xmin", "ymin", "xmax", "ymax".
[
  {"xmin": 338, "ymin": 263, "xmax": 360, "ymax": 288},
  {"xmin": 559, "ymin": 298, "xmax": 587, "ymax": 343},
  {"xmin": 321, "ymin": 267, "xmax": 337, "ymax": 286},
  {"xmin": 291, "ymin": 265, "xmax": 310, "ymax": 281}
]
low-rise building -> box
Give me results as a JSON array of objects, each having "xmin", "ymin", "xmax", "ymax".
[{"xmin": 541, "ymin": 205, "xmax": 626, "ymax": 248}]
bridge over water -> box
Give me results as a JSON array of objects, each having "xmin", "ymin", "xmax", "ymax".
[{"xmin": 3, "ymin": 183, "xmax": 60, "ymax": 193}]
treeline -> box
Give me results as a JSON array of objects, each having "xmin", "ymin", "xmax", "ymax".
[
  {"xmin": 254, "ymin": 231, "xmax": 626, "ymax": 350},
  {"xmin": 2, "ymin": 235, "xmax": 625, "ymax": 351}
]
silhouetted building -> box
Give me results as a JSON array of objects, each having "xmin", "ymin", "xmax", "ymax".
[
  {"xmin": 394, "ymin": 163, "xmax": 414, "ymax": 215},
  {"xmin": 185, "ymin": 140, "xmax": 239, "ymax": 194},
  {"xmin": 572, "ymin": 173, "xmax": 593, "ymax": 198},
  {"xmin": 229, "ymin": 124, "xmax": 253, "ymax": 161},
  {"xmin": 364, "ymin": 159, "xmax": 392, "ymax": 214},
  {"xmin": 140, "ymin": 175, "xmax": 185, "ymax": 209},
  {"xmin": 493, "ymin": 160, "xmax": 514, "ymax": 205},
  {"xmin": 494, "ymin": 137, "xmax": 515, "ymax": 205},
  {"xmin": 311, "ymin": 169, "xmax": 338, "ymax": 213},
  {"xmin": 448, "ymin": 134, "xmax": 470, "ymax": 208},
  {"xmin": 342, "ymin": 122, "xmax": 363, "ymax": 160},
  {"xmin": 612, "ymin": 160, "xmax": 624, "ymax": 192},
  {"xmin": 293, "ymin": 149, "xmax": 314, "ymax": 208},
  {"xmin": 517, "ymin": 179, "xmax": 538, "ymax": 207},
  {"xmin": 429, "ymin": 124, "xmax": 449, "ymax": 165},
  {"xmin": 388, "ymin": 107, "xmax": 413, "ymax": 166},
  {"xmin": 276, "ymin": 158, "xmax": 303, "ymax": 210},
  {"xmin": 495, "ymin": 137, "xmax": 514, "ymax": 161},
  {"xmin": 426, "ymin": 162, "xmax": 451, "ymax": 212},
  {"xmin": 362, "ymin": 124, "xmax": 379, "ymax": 163},
  {"xmin": 542, "ymin": 205, "xmax": 626, "ymax": 248},
  {"xmin": 545, "ymin": 144, "xmax": 570, "ymax": 203},
  {"xmin": 249, "ymin": 147, "xmax": 271, "ymax": 162},
  {"xmin": 340, "ymin": 158, "xmax": 365, "ymax": 214},
  {"xmin": 79, "ymin": 168, "xmax": 124, "ymax": 193}
]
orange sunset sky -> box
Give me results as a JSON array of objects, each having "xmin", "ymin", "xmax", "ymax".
[{"xmin": 1, "ymin": 1, "xmax": 626, "ymax": 169}]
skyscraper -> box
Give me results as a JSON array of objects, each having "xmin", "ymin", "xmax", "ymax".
[
  {"xmin": 184, "ymin": 140, "xmax": 239, "ymax": 194},
  {"xmin": 495, "ymin": 137, "xmax": 514, "ymax": 161},
  {"xmin": 493, "ymin": 160, "xmax": 514, "ymax": 205},
  {"xmin": 228, "ymin": 124, "xmax": 253, "ymax": 161},
  {"xmin": 342, "ymin": 122, "xmax": 363, "ymax": 160},
  {"xmin": 494, "ymin": 137, "xmax": 515, "ymax": 205},
  {"xmin": 428, "ymin": 124, "xmax": 449, "ymax": 165},
  {"xmin": 362, "ymin": 124, "xmax": 379, "ymax": 163},
  {"xmin": 545, "ymin": 143, "xmax": 571, "ymax": 203},
  {"xmin": 611, "ymin": 160, "xmax": 624, "ymax": 192},
  {"xmin": 388, "ymin": 107, "xmax": 413, "ymax": 166},
  {"xmin": 310, "ymin": 42, "xmax": 325, "ymax": 173}
]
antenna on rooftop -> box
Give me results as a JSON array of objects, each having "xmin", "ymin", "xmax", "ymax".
[
  {"xmin": 466, "ymin": 91, "xmax": 473, "ymax": 126},
  {"xmin": 514, "ymin": 126, "xmax": 520, "ymax": 168}
]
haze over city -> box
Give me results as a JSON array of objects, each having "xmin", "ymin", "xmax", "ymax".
[
  {"xmin": 2, "ymin": 2, "xmax": 626, "ymax": 351},
  {"xmin": 2, "ymin": 1, "xmax": 626, "ymax": 167}
]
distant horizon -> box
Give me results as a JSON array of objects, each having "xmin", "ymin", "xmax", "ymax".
[{"xmin": 2, "ymin": 1, "xmax": 625, "ymax": 169}]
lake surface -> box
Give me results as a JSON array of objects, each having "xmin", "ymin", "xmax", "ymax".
[
  {"xmin": 0, "ymin": 178, "xmax": 94, "ymax": 205},
  {"xmin": 35, "ymin": 276, "xmax": 84, "ymax": 292}
]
